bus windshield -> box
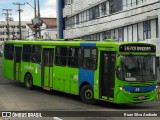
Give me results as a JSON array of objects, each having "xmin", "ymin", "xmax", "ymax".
[{"xmin": 118, "ymin": 55, "xmax": 156, "ymax": 82}]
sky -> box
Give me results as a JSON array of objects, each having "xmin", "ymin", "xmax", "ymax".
[{"xmin": 0, "ymin": 0, "xmax": 57, "ymax": 21}]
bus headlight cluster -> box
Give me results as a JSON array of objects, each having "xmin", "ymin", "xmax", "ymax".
[
  {"xmin": 156, "ymin": 85, "xmax": 159, "ymax": 89},
  {"xmin": 119, "ymin": 86, "xmax": 123, "ymax": 90}
]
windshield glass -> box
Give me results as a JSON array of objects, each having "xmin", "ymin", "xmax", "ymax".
[{"xmin": 118, "ymin": 55, "xmax": 156, "ymax": 81}]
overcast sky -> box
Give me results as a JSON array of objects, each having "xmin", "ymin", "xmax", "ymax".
[{"xmin": 0, "ymin": 0, "xmax": 57, "ymax": 21}]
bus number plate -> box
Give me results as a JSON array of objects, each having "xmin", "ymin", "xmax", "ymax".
[{"xmin": 138, "ymin": 96, "xmax": 145, "ymax": 100}]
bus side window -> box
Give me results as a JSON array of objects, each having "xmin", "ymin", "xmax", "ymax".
[
  {"xmin": 83, "ymin": 48, "xmax": 97, "ymax": 70},
  {"xmin": 55, "ymin": 47, "xmax": 67, "ymax": 66},
  {"xmin": 68, "ymin": 47, "xmax": 80, "ymax": 68},
  {"xmin": 4, "ymin": 44, "xmax": 14, "ymax": 60},
  {"xmin": 22, "ymin": 45, "xmax": 31, "ymax": 62},
  {"xmin": 31, "ymin": 45, "xmax": 42, "ymax": 63}
]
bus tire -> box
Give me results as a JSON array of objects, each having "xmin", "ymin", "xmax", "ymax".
[
  {"xmin": 25, "ymin": 74, "xmax": 33, "ymax": 90},
  {"xmin": 80, "ymin": 84, "xmax": 97, "ymax": 104}
]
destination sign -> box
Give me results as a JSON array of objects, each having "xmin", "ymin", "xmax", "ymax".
[{"xmin": 119, "ymin": 44, "xmax": 156, "ymax": 52}]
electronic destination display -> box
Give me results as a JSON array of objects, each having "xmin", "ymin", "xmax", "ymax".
[{"xmin": 119, "ymin": 44, "xmax": 156, "ymax": 52}]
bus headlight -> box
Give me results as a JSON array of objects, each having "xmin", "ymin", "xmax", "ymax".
[
  {"xmin": 119, "ymin": 86, "xmax": 123, "ymax": 90},
  {"xmin": 156, "ymin": 85, "xmax": 159, "ymax": 89}
]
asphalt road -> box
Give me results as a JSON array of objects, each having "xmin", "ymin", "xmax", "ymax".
[{"xmin": 0, "ymin": 57, "xmax": 160, "ymax": 120}]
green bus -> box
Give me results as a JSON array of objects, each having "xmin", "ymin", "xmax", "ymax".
[{"xmin": 2, "ymin": 40, "xmax": 158, "ymax": 104}]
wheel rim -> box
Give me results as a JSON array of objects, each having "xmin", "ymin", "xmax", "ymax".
[{"xmin": 85, "ymin": 89, "xmax": 93, "ymax": 100}]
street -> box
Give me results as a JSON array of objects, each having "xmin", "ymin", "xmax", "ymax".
[{"xmin": 0, "ymin": 57, "xmax": 160, "ymax": 120}]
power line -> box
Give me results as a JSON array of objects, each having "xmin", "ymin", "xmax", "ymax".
[
  {"xmin": 2, "ymin": 9, "xmax": 12, "ymax": 40},
  {"xmin": 13, "ymin": 2, "xmax": 25, "ymax": 40}
]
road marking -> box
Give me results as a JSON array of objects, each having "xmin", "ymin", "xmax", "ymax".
[{"xmin": 53, "ymin": 117, "xmax": 63, "ymax": 120}]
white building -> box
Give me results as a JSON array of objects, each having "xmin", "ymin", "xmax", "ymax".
[
  {"xmin": 58, "ymin": 0, "xmax": 160, "ymax": 53},
  {"xmin": 27, "ymin": 18, "xmax": 57, "ymax": 40},
  {"xmin": 0, "ymin": 21, "xmax": 30, "ymax": 41}
]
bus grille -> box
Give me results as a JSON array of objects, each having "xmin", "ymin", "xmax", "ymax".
[{"xmin": 133, "ymin": 95, "xmax": 150, "ymax": 101}]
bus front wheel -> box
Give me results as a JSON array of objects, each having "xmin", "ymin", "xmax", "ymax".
[
  {"xmin": 25, "ymin": 74, "xmax": 33, "ymax": 90},
  {"xmin": 80, "ymin": 84, "xmax": 97, "ymax": 104}
]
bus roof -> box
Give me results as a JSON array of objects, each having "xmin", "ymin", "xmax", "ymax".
[
  {"xmin": 3, "ymin": 40, "xmax": 156, "ymax": 53},
  {"xmin": 3, "ymin": 40, "xmax": 155, "ymax": 47}
]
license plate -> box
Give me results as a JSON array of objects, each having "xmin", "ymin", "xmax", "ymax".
[{"xmin": 138, "ymin": 96, "xmax": 145, "ymax": 100}]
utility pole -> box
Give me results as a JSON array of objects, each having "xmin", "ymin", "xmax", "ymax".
[
  {"xmin": 2, "ymin": 9, "xmax": 12, "ymax": 40},
  {"xmin": 37, "ymin": 0, "xmax": 41, "ymax": 38},
  {"xmin": 34, "ymin": 0, "xmax": 37, "ymax": 38},
  {"xmin": 13, "ymin": 2, "xmax": 25, "ymax": 40}
]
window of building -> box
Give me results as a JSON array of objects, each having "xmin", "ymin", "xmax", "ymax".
[
  {"xmin": 82, "ymin": 48, "xmax": 97, "ymax": 70},
  {"xmin": 76, "ymin": 14, "xmax": 79, "ymax": 24},
  {"xmin": 94, "ymin": 6, "xmax": 99, "ymax": 19},
  {"xmin": 68, "ymin": 47, "xmax": 82, "ymax": 67},
  {"xmin": 55, "ymin": 47, "xmax": 68, "ymax": 66},
  {"xmin": 89, "ymin": 8, "xmax": 93, "ymax": 20},
  {"xmin": 79, "ymin": 13, "xmax": 82, "ymax": 24},
  {"xmin": 138, "ymin": 22, "xmax": 144, "ymax": 41},
  {"xmin": 101, "ymin": 2, "xmax": 107, "ymax": 15},
  {"xmin": 84, "ymin": 11, "xmax": 87, "ymax": 22},
  {"xmin": 22, "ymin": 26, "xmax": 26, "ymax": 28},
  {"xmin": 22, "ymin": 45, "xmax": 32, "ymax": 62},
  {"xmin": 110, "ymin": 0, "xmax": 123, "ymax": 14},
  {"xmin": 128, "ymin": 25, "xmax": 133, "ymax": 41},
  {"xmin": 86, "ymin": 10, "xmax": 89, "ymax": 22},
  {"xmin": 4, "ymin": 44, "xmax": 14, "ymax": 60},
  {"xmin": 95, "ymin": 33, "xmax": 100, "ymax": 40},
  {"xmin": 138, "ymin": 0, "xmax": 143, "ymax": 5},
  {"xmin": 127, "ymin": 0, "xmax": 132, "ymax": 7},
  {"xmin": 115, "ymin": 29, "xmax": 119, "ymax": 41},
  {"xmin": 143, "ymin": 20, "xmax": 151, "ymax": 40},
  {"xmin": 132, "ymin": 0, "xmax": 137, "ymax": 6},
  {"xmin": 133, "ymin": 24, "xmax": 138, "ymax": 41},
  {"xmin": 111, "ymin": 29, "xmax": 115, "ymax": 39},
  {"xmin": 118, "ymin": 28, "xmax": 123, "ymax": 41},
  {"xmin": 31, "ymin": 45, "xmax": 41, "ymax": 63},
  {"xmin": 156, "ymin": 18, "xmax": 159, "ymax": 38}
]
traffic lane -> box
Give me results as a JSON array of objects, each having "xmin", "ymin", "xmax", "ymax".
[{"xmin": 0, "ymin": 83, "xmax": 160, "ymax": 111}]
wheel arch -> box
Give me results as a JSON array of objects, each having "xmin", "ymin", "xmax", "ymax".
[
  {"xmin": 79, "ymin": 81, "xmax": 92, "ymax": 95},
  {"xmin": 24, "ymin": 72, "xmax": 32, "ymax": 82}
]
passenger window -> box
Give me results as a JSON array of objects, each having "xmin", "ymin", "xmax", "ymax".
[
  {"xmin": 4, "ymin": 44, "xmax": 14, "ymax": 60},
  {"xmin": 32, "ymin": 45, "xmax": 42, "ymax": 63},
  {"xmin": 22, "ymin": 45, "xmax": 31, "ymax": 62},
  {"xmin": 55, "ymin": 47, "xmax": 67, "ymax": 66},
  {"xmin": 68, "ymin": 47, "xmax": 81, "ymax": 67},
  {"xmin": 83, "ymin": 48, "xmax": 97, "ymax": 70}
]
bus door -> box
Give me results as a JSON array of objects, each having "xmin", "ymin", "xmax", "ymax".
[
  {"xmin": 42, "ymin": 48, "xmax": 54, "ymax": 89},
  {"xmin": 100, "ymin": 51, "xmax": 116, "ymax": 100},
  {"xmin": 14, "ymin": 47, "xmax": 22, "ymax": 81}
]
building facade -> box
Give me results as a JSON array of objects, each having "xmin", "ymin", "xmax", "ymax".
[
  {"xmin": 57, "ymin": 0, "xmax": 160, "ymax": 52},
  {"xmin": 0, "ymin": 21, "xmax": 30, "ymax": 41}
]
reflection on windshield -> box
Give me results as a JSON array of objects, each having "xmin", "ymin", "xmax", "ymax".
[{"xmin": 118, "ymin": 55, "xmax": 156, "ymax": 81}]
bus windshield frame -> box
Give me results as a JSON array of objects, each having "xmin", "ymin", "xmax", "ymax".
[{"xmin": 117, "ymin": 54, "xmax": 157, "ymax": 82}]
